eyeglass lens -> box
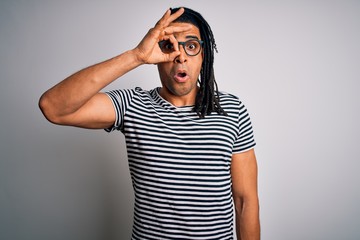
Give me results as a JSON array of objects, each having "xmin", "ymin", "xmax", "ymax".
[{"xmin": 159, "ymin": 40, "xmax": 202, "ymax": 56}]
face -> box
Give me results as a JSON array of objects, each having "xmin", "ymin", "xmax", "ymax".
[{"xmin": 157, "ymin": 22, "xmax": 203, "ymax": 106}]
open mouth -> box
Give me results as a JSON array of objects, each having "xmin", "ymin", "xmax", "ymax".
[
  {"xmin": 177, "ymin": 72, "xmax": 187, "ymax": 78},
  {"xmin": 174, "ymin": 70, "xmax": 189, "ymax": 83}
]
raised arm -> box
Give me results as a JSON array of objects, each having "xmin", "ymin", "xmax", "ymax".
[
  {"xmin": 231, "ymin": 149, "xmax": 260, "ymax": 240},
  {"xmin": 38, "ymin": 51, "xmax": 140, "ymax": 129},
  {"xmin": 39, "ymin": 8, "xmax": 188, "ymax": 129}
]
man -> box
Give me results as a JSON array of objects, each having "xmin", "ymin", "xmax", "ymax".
[{"xmin": 39, "ymin": 7, "xmax": 260, "ymax": 240}]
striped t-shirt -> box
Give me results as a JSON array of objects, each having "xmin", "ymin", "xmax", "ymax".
[{"xmin": 105, "ymin": 87, "xmax": 256, "ymax": 240}]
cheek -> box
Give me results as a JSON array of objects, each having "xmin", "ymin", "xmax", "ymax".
[
  {"xmin": 194, "ymin": 58, "xmax": 203, "ymax": 75},
  {"xmin": 198, "ymin": 54, "xmax": 204, "ymax": 70},
  {"xmin": 157, "ymin": 64, "xmax": 171, "ymax": 78}
]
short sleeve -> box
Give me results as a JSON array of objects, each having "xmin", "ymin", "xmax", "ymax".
[
  {"xmin": 104, "ymin": 88, "xmax": 135, "ymax": 132},
  {"xmin": 232, "ymin": 100, "xmax": 256, "ymax": 154}
]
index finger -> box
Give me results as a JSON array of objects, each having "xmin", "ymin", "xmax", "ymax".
[
  {"xmin": 163, "ymin": 25, "xmax": 192, "ymax": 36},
  {"xmin": 156, "ymin": 7, "xmax": 185, "ymax": 28}
]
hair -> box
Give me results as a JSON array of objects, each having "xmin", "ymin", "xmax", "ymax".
[{"xmin": 170, "ymin": 7, "xmax": 227, "ymax": 118}]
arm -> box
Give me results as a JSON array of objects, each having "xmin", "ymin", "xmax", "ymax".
[
  {"xmin": 39, "ymin": 51, "xmax": 140, "ymax": 129},
  {"xmin": 39, "ymin": 8, "xmax": 187, "ymax": 129},
  {"xmin": 231, "ymin": 149, "xmax": 260, "ymax": 240}
]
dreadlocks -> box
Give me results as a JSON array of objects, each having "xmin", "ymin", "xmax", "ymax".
[{"xmin": 170, "ymin": 7, "xmax": 227, "ymax": 118}]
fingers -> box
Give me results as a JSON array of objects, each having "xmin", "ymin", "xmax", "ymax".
[
  {"xmin": 163, "ymin": 25, "xmax": 191, "ymax": 35},
  {"xmin": 162, "ymin": 24, "xmax": 192, "ymax": 40},
  {"xmin": 156, "ymin": 8, "xmax": 185, "ymax": 28},
  {"xmin": 167, "ymin": 51, "xmax": 181, "ymax": 62},
  {"xmin": 159, "ymin": 24, "xmax": 191, "ymax": 47},
  {"xmin": 161, "ymin": 34, "xmax": 179, "ymax": 51},
  {"xmin": 140, "ymin": 8, "xmax": 186, "ymax": 63},
  {"xmin": 165, "ymin": 8, "xmax": 185, "ymax": 25},
  {"xmin": 168, "ymin": 35, "xmax": 179, "ymax": 52},
  {"xmin": 159, "ymin": 35, "xmax": 181, "ymax": 62},
  {"xmin": 156, "ymin": 7, "xmax": 193, "ymax": 43}
]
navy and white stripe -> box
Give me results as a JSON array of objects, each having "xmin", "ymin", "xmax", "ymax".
[{"xmin": 106, "ymin": 87, "xmax": 255, "ymax": 240}]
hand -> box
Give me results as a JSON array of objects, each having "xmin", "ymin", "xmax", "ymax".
[{"xmin": 134, "ymin": 8, "xmax": 191, "ymax": 64}]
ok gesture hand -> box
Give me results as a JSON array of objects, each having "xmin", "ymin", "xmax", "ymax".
[{"xmin": 134, "ymin": 8, "xmax": 190, "ymax": 64}]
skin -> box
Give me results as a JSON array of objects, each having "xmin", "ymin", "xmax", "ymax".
[
  {"xmin": 39, "ymin": 8, "xmax": 190, "ymax": 128},
  {"xmin": 232, "ymin": 149, "xmax": 261, "ymax": 240},
  {"xmin": 157, "ymin": 22, "xmax": 203, "ymax": 107},
  {"xmin": 39, "ymin": 8, "xmax": 260, "ymax": 239}
]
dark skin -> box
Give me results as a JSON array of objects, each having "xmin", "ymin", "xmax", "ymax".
[
  {"xmin": 39, "ymin": 8, "xmax": 260, "ymax": 239},
  {"xmin": 39, "ymin": 8, "xmax": 189, "ymax": 128},
  {"xmin": 157, "ymin": 22, "xmax": 203, "ymax": 107}
]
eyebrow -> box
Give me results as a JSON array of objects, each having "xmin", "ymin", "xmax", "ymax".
[{"xmin": 186, "ymin": 35, "xmax": 200, "ymax": 40}]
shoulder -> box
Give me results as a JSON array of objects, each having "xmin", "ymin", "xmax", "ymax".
[
  {"xmin": 217, "ymin": 91, "xmax": 252, "ymax": 122},
  {"xmin": 106, "ymin": 87, "xmax": 156, "ymax": 100},
  {"xmin": 218, "ymin": 91, "xmax": 244, "ymax": 107}
]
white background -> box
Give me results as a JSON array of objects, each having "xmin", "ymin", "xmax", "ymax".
[{"xmin": 1, "ymin": 0, "xmax": 359, "ymax": 239}]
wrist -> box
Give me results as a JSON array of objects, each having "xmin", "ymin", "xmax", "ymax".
[{"xmin": 130, "ymin": 47, "xmax": 148, "ymax": 65}]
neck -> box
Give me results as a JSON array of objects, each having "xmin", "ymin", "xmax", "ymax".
[{"xmin": 159, "ymin": 87, "xmax": 198, "ymax": 107}]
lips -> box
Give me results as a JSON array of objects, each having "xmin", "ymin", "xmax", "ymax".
[{"xmin": 174, "ymin": 70, "xmax": 189, "ymax": 83}]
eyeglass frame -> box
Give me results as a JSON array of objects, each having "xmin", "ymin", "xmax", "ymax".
[{"xmin": 158, "ymin": 39, "xmax": 204, "ymax": 57}]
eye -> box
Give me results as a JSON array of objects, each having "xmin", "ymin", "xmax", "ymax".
[
  {"xmin": 185, "ymin": 41, "xmax": 199, "ymax": 51},
  {"xmin": 165, "ymin": 43, "xmax": 173, "ymax": 50},
  {"xmin": 160, "ymin": 41, "xmax": 174, "ymax": 52}
]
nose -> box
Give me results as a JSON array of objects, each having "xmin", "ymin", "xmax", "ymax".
[{"xmin": 174, "ymin": 45, "xmax": 187, "ymax": 63}]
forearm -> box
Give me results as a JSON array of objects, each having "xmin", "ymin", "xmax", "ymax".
[
  {"xmin": 39, "ymin": 49, "xmax": 141, "ymax": 119},
  {"xmin": 235, "ymin": 197, "xmax": 260, "ymax": 240}
]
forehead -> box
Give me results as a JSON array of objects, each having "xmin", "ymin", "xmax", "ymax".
[{"xmin": 169, "ymin": 22, "xmax": 201, "ymax": 39}]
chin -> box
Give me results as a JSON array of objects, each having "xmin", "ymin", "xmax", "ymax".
[{"xmin": 171, "ymin": 85, "xmax": 194, "ymax": 96}]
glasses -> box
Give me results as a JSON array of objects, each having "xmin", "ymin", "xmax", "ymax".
[{"xmin": 158, "ymin": 39, "xmax": 204, "ymax": 56}]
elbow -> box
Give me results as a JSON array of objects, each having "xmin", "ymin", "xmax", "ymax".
[
  {"xmin": 38, "ymin": 93, "xmax": 62, "ymax": 125},
  {"xmin": 233, "ymin": 194, "xmax": 259, "ymax": 213},
  {"xmin": 233, "ymin": 195, "xmax": 245, "ymax": 215}
]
